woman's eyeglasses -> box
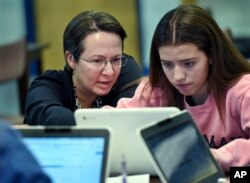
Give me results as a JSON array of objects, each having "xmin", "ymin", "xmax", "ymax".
[{"xmin": 76, "ymin": 54, "xmax": 128, "ymax": 68}]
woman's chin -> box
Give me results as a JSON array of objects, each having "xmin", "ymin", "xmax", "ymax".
[{"xmin": 95, "ymin": 88, "xmax": 112, "ymax": 96}]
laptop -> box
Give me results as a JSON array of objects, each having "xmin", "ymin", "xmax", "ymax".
[
  {"xmin": 15, "ymin": 126, "xmax": 111, "ymax": 183},
  {"xmin": 137, "ymin": 110, "xmax": 226, "ymax": 183},
  {"xmin": 74, "ymin": 107, "xmax": 180, "ymax": 175}
]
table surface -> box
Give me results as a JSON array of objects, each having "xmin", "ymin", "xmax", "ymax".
[{"xmin": 150, "ymin": 176, "xmax": 161, "ymax": 183}]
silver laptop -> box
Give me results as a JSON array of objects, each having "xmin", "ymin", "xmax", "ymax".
[
  {"xmin": 137, "ymin": 110, "xmax": 226, "ymax": 183},
  {"xmin": 74, "ymin": 107, "xmax": 180, "ymax": 175},
  {"xmin": 15, "ymin": 126, "xmax": 111, "ymax": 183}
]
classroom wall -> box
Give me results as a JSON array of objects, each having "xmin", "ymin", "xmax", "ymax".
[
  {"xmin": 198, "ymin": 0, "xmax": 250, "ymax": 37},
  {"xmin": 34, "ymin": 0, "xmax": 140, "ymax": 71}
]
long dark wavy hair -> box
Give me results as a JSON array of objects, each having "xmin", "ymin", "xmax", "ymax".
[{"xmin": 148, "ymin": 4, "xmax": 250, "ymax": 120}]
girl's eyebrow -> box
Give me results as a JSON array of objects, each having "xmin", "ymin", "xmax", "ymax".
[
  {"xmin": 180, "ymin": 58, "xmax": 196, "ymax": 62},
  {"xmin": 161, "ymin": 57, "xmax": 196, "ymax": 62}
]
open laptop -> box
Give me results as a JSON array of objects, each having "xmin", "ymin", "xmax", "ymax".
[
  {"xmin": 15, "ymin": 126, "xmax": 111, "ymax": 183},
  {"xmin": 74, "ymin": 107, "xmax": 180, "ymax": 175},
  {"xmin": 137, "ymin": 110, "xmax": 226, "ymax": 183}
]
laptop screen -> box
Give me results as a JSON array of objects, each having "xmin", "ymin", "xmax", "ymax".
[
  {"xmin": 18, "ymin": 127, "xmax": 110, "ymax": 183},
  {"xmin": 145, "ymin": 122, "xmax": 218, "ymax": 182},
  {"xmin": 139, "ymin": 111, "xmax": 225, "ymax": 183}
]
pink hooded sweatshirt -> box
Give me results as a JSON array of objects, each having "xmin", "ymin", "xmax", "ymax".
[{"xmin": 113, "ymin": 75, "xmax": 250, "ymax": 172}]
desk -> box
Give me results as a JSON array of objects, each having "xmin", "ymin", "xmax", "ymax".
[
  {"xmin": 0, "ymin": 115, "xmax": 24, "ymax": 126},
  {"xmin": 108, "ymin": 174, "xmax": 161, "ymax": 183},
  {"xmin": 150, "ymin": 176, "xmax": 161, "ymax": 183}
]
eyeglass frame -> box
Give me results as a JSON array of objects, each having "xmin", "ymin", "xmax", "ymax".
[{"xmin": 74, "ymin": 53, "xmax": 128, "ymax": 68}]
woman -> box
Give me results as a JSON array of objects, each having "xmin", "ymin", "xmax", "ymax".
[
  {"xmin": 114, "ymin": 4, "xmax": 250, "ymax": 173},
  {"xmin": 24, "ymin": 11, "xmax": 143, "ymax": 125}
]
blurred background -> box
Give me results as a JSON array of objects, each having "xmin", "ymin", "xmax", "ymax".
[{"xmin": 1, "ymin": 0, "xmax": 250, "ymax": 116}]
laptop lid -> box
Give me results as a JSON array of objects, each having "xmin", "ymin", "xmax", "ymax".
[
  {"xmin": 138, "ymin": 110, "xmax": 225, "ymax": 183},
  {"xmin": 74, "ymin": 107, "xmax": 180, "ymax": 175},
  {"xmin": 16, "ymin": 126, "xmax": 111, "ymax": 183}
]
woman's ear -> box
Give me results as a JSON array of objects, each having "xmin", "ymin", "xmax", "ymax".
[{"xmin": 65, "ymin": 51, "xmax": 77, "ymax": 69}]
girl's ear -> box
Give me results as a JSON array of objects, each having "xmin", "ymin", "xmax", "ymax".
[{"xmin": 65, "ymin": 51, "xmax": 77, "ymax": 69}]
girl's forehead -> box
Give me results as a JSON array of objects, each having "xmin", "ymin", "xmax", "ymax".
[
  {"xmin": 159, "ymin": 43, "xmax": 201, "ymax": 60},
  {"xmin": 159, "ymin": 43, "xmax": 199, "ymax": 52}
]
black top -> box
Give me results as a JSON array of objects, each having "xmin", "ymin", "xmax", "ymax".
[{"xmin": 24, "ymin": 54, "xmax": 143, "ymax": 125}]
